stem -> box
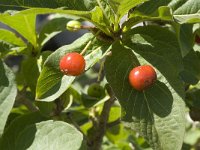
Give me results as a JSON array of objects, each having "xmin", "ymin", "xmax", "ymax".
[
  {"xmin": 89, "ymin": 96, "xmax": 115, "ymax": 150},
  {"xmin": 97, "ymin": 59, "xmax": 105, "ymax": 82},
  {"xmin": 16, "ymin": 89, "xmax": 38, "ymax": 112},
  {"xmin": 80, "ymin": 41, "xmax": 92, "ymax": 55},
  {"xmin": 80, "ymin": 30, "xmax": 101, "ymax": 55}
]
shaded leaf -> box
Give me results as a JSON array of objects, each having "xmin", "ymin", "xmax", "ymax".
[
  {"xmin": 135, "ymin": 0, "xmax": 200, "ymax": 24},
  {"xmin": 0, "ymin": 0, "xmax": 97, "ymax": 12},
  {"xmin": 105, "ymin": 41, "xmax": 185, "ymax": 150},
  {"xmin": 0, "ymin": 112, "xmax": 47, "ymax": 150},
  {"xmin": 21, "ymin": 57, "xmax": 40, "ymax": 93},
  {"xmin": 123, "ymin": 25, "xmax": 185, "ymax": 98},
  {"xmin": 15, "ymin": 120, "xmax": 83, "ymax": 150},
  {"xmin": 180, "ymin": 50, "xmax": 200, "ymax": 85},
  {"xmin": 124, "ymin": 6, "xmax": 173, "ymax": 29},
  {"xmin": 0, "ymin": 60, "xmax": 17, "ymax": 136}
]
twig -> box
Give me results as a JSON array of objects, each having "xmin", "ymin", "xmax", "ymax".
[
  {"xmin": 89, "ymin": 96, "xmax": 116, "ymax": 150},
  {"xmin": 16, "ymin": 90, "xmax": 38, "ymax": 112}
]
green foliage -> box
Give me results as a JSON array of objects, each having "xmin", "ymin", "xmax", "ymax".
[
  {"xmin": 15, "ymin": 120, "xmax": 83, "ymax": 150},
  {"xmin": 0, "ymin": 0, "xmax": 200, "ymax": 150},
  {"xmin": 0, "ymin": 60, "xmax": 17, "ymax": 136}
]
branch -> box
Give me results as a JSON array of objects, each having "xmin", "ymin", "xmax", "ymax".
[
  {"xmin": 16, "ymin": 90, "xmax": 38, "ymax": 112},
  {"xmin": 89, "ymin": 96, "xmax": 115, "ymax": 150}
]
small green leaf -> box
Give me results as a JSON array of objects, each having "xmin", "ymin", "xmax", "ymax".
[
  {"xmin": 0, "ymin": 60, "xmax": 17, "ymax": 136},
  {"xmin": 186, "ymin": 83, "xmax": 200, "ymax": 108},
  {"xmin": 15, "ymin": 120, "xmax": 83, "ymax": 150}
]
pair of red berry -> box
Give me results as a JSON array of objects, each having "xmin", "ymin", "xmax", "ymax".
[{"xmin": 59, "ymin": 53, "xmax": 157, "ymax": 91}]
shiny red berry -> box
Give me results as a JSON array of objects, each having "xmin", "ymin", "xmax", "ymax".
[
  {"xmin": 59, "ymin": 52, "xmax": 85, "ymax": 76},
  {"xmin": 129, "ymin": 65, "xmax": 157, "ymax": 91}
]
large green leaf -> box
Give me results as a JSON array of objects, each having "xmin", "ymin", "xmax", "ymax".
[
  {"xmin": 105, "ymin": 42, "xmax": 185, "ymax": 150},
  {"xmin": 0, "ymin": 112, "xmax": 48, "ymax": 150},
  {"xmin": 0, "ymin": 14, "xmax": 37, "ymax": 47},
  {"xmin": 16, "ymin": 7, "xmax": 111, "ymax": 36},
  {"xmin": 135, "ymin": 0, "xmax": 200, "ymax": 24},
  {"xmin": 0, "ymin": 60, "xmax": 17, "ymax": 136},
  {"xmin": 36, "ymin": 33, "xmax": 110, "ymax": 102},
  {"xmin": 123, "ymin": 25, "xmax": 185, "ymax": 98},
  {"xmin": 0, "ymin": 0, "xmax": 97, "ymax": 12},
  {"xmin": 15, "ymin": 120, "xmax": 83, "ymax": 150}
]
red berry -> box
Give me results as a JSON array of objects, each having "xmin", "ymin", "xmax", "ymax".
[
  {"xmin": 129, "ymin": 65, "xmax": 157, "ymax": 91},
  {"xmin": 195, "ymin": 35, "xmax": 200, "ymax": 44},
  {"xmin": 59, "ymin": 52, "xmax": 85, "ymax": 76}
]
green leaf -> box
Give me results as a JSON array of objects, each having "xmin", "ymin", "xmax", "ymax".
[
  {"xmin": 180, "ymin": 50, "xmax": 200, "ymax": 84},
  {"xmin": 0, "ymin": 60, "xmax": 17, "ymax": 136},
  {"xmin": 106, "ymin": 124, "xmax": 128, "ymax": 145},
  {"xmin": 135, "ymin": 0, "xmax": 182, "ymax": 15},
  {"xmin": 0, "ymin": 29, "xmax": 26, "ymax": 57},
  {"xmin": 0, "ymin": 29, "xmax": 25, "ymax": 46},
  {"xmin": 0, "ymin": 112, "xmax": 47, "ymax": 150},
  {"xmin": 186, "ymin": 83, "xmax": 200, "ymax": 108},
  {"xmin": 35, "ymin": 101, "xmax": 56, "ymax": 116},
  {"xmin": 81, "ymin": 93, "xmax": 109, "ymax": 108},
  {"xmin": 0, "ymin": 0, "xmax": 97, "ymax": 12},
  {"xmin": 123, "ymin": 25, "xmax": 185, "ymax": 98},
  {"xmin": 136, "ymin": 0, "xmax": 200, "ymax": 24},
  {"xmin": 36, "ymin": 33, "xmax": 109, "ymax": 102},
  {"xmin": 15, "ymin": 120, "xmax": 83, "ymax": 150},
  {"xmin": 176, "ymin": 24, "xmax": 193, "ymax": 57},
  {"xmin": 173, "ymin": 1, "xmax": 200, "ymax": 24},
  {"xmin": 105, "ymin": 41, "xmax": 185, "ymax": 149},
  {"xmin": 16, "ymin": 7, "xmax": 111, "ymax": 36},
  {"xmin": 124, "ymin": 6, "xmax": 173, "ymax": 29},
  {"xmin": 0, "ymin": 14, "xmax": 37, "ymax": 47},
  {"xmin": 107, "ymin": 0, "xmax": 148, "ymax": 20},
  {"xmin": 20, "ymin": 57, "xmax": 40, "ymax": 93}
]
